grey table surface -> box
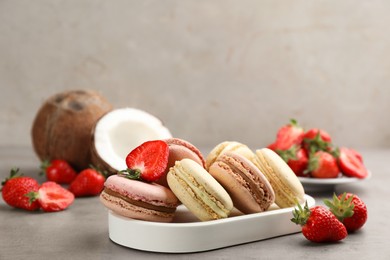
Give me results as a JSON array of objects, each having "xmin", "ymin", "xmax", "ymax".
[{"xmin": 1, "ymin": 146, "xmax": 389, "ymax": 260}]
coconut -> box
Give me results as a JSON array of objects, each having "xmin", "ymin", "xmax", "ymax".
[
  {"xmin": 31, "ymin": 90, "xmax": 113, "ymax": 170},
  {"xmin": 91, "ymin": 108, "xmax": 172, "ymax": 175}
]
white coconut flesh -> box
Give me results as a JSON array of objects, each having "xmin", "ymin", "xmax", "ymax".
[{"xmin": 93, "ymin": 108, "xmax": 172, "ymax": 171}]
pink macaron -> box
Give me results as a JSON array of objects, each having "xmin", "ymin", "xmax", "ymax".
[
  {"xmin": 100, "ymin": 175, "xmax": 180, "ymax": 222},
  {"xmin": 156, "ymin": 138, "xmax": 205, "ymax": 187}
]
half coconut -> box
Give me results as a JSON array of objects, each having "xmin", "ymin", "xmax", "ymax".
[{"xmin": 91, "ymin": 108, "xmax": 172, "ymax": 175}]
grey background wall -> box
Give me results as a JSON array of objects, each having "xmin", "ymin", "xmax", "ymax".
[{"xmin": 1, "ymin": 0, "xmax": 389, "ymax": 150}]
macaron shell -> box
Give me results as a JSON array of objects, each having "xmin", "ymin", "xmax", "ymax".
[
  {"xmin": 167, "ymin": 159, "xmax": 233, "ymax": 221},
  {"xmin": 100, "ymin": 191, "xmax": 176, "ymax": 223},
  {"xmin": 105, "ymin": 175, "xmax": 179, "ymax": 207},
  {"xmin": 156, "ymin": 138, "xmax": 205, "ymax": 187},
  {"xmin": 205, "ymin": 141, "xmax": 256, "ymax": 170},
  {"xmin": 255, "ymin": 148, "xmax": 305, "ymax": 208},
  {"xmin": 100, "ymin": 175, "xmax": 179, "ymax": 222},
  {"xmin": 209, "ymin": 152, "xmax": 275, "ymax": 214},
  {"xmin": 165, "ymin": 138, "xmax": 205, "ymax": 167}
]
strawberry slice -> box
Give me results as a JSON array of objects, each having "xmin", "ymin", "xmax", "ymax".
[
  {"xmin": 338, "ymin": 147, "xmax": 368, "ymax": 179},
  {"xmin": 38, "ymin": 182, "xmax": 75, "ymax": 212},
  {"xmin": 122, "ymin": 140, "xmax": 169, "ymax": 182}
]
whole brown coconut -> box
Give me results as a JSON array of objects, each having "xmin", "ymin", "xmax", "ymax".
[{"xmin": 31, "ymin": 90, "xmax": 112, "ymax": 170}]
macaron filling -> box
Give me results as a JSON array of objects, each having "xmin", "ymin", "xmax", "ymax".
[
  {"xmin": 171, "ymin": 164, "xmax": 231, "ymax": 219},
  {"xmin": 103, "ymin": 187, "xmax": 177, "ymax": 213}
]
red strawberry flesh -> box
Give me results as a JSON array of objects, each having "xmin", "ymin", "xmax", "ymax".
[
  {"xmin": 338, "ymin": 148, "xmax": 368, "ymax": 179},
  {"xmin": 125, "ymin": 140, "xmax": 169, "ymax": 182},
  {"xmin": 38, "ymin": 182, "xmax": 74, "ymax": 212}
]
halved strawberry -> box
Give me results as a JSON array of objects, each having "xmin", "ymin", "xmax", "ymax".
[
  {"xmin": 38, "ymin": 182, "xmax": 75, "ymax": 212},
  {"xmin": 338, "ymin": 147, "xmax": 368, "ymax": 179},
  {"xmin": 121, "ymin": 140, "xmax": 169, "ymax": 182}
]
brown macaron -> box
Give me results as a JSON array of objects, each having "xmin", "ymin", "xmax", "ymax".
[{"xmin": 209, "ymin": 152, "xmax": 275, "ymax": 214}]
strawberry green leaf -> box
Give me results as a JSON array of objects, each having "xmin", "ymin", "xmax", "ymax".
[
  {"xmin": 119, "ymin": 169, "xmax": 142, "ymax": 181},
  {"xmin": 291, "ymin": 201, "xmax": 311, "ymax": 226},
  {"xmin": 323, "ymin": 192, "xmax": 355, "ymax": 221}
]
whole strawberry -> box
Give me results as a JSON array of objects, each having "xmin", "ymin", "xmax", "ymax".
[
  {"xmin": 69, "ymin": 168, "xmax": 105, "ymax": 197},
  {"xmin": 1, "ymin": 168, "xmax": 40, "ymax": 211},
  {"xmin": 121, "ymin": 140, "xmax": 169, "ymax": 182},
  {"xmin": 306, "ymin": 151, "xmax": 339, "ymax": 178},
  {"xmin": 291, "ymin": 202, "xmax": 347, "ymax": 243},
  {"xmin": 276, "ymin": 145, "xmax": 308, "ymax": 177},
  {"xmin": 41, "ymin": 159, "xmax": 77, "ymax": 184},
  {"xmin": 303, "ymin": 128, "xmax": 333, "ymax": 153},
  {"xmin": 267, "ymin": 119, "xmax": 304, "ymax": 151},
  {"xmin": 324, "ymin": 193, "xmax": 368, "ymax": 232}
]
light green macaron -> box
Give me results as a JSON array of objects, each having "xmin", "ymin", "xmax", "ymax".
[{"xmin": 167, "ymin": 158, "xmax": 233, "ymax": 221}]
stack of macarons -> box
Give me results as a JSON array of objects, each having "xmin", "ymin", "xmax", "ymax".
[{"xmin": 100, "ymin": 139, "xmax": 306, "ymax": 223}]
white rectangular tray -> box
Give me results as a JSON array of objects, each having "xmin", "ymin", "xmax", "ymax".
[{"xmin": 108, "ymin": 194, "xmax": 315, "ymax": 253}]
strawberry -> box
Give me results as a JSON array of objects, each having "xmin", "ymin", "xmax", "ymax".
[
  {"xmin": 303, "ymin": 128, "xmax": 333, "ymax": 153},
  {"xmin": 267, "ymin": 119, "xmax": 304, "ymax": 151},
  {"xmin": 338, "ymin": 147, "xmax": 368, "ymax": 179},
  {"xmin": 36, "ymin": 181, "xmax": 74, "ymax": 212},
  {"xmin": 121, "ymin": 140, "xmax": 169, "ymax": 182},
  {"xmin": 41, "ymin": 159, "xmax": 77, "ymax": 184},
  {"xmin": 1, "ymin": 168, "xmax": 40, "ymax": 211},
  {"xmin": 291, "ymin": 202, "xmax": 347, "ymax": 243},
  {"xmin": 69, "ymin": 168, "xmax": 105, "ymax": 197},
  {"xmin": 306, "ymin": 151, "xmax": 339, "ymax": 178},
  {"xmin": 324, "ymin": 193, "xmax": 368, "ymax": 232},
  {"xmin": 276, "ymin": 145, "xmax": 309, "ymax": 177}
]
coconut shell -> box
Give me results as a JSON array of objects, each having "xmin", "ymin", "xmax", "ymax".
[{"xmin": 31, "ymin": 90, "xmax": 112, "ymax": 170}]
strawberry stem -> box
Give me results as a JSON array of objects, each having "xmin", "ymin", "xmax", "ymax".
[
  {"xmin": 291, "ymin": 201, "xmax": 311, "ymax": 226},
  {"xmin": 324, "ymin": 193, "xmax": 355, "ymax": 222},
  {"xmin": 25, "ymin": 191, "xmax": 40, "ymax": 205},
  {"xmin": 1, "ymin": 167, "xmax": 22, "ymax": 189},
  {"xmin": 304, "ymin": 132, "xmax": 332, "ymax": 153},
  {"xmin": 119, "ymin": 169, "xmax": 142, "ymax": 180},
  {"xmin": 276, "ymin": 145, "xmax": 299, "ymax": 162},
  {"xmin": 289, "ymin": 118, "xmax": 300, "ymax": 128},
  {"xmin": 40, "ymin": 159, "xmax": 51, "ymax": 176}
]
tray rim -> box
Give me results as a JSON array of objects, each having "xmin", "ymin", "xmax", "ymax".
[{"xmin": 107, "ymin": 194, "xmax": 315, "ymax": 253}]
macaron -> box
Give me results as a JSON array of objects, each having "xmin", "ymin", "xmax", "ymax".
[
  {"xmin": 100, "ymin": 175, "xmax": 180, "ymax": 222},
  {"xmin": 156, "ymin": 138, "xmax": 205, "ymax": 187},
  {"xmin": 205, "ymin": 141, "xmax": 256, "ymax": 170},
  {"xmin": 167, "ymin": 159, "xmax": 233, "ymax": 221},
  {"xmin": 254, "ymin": 148, "xmax": 305, "ymax": 208},
  {"xmin": 209, "ymin": 152, "xmax": 275, "ymax": 214}
]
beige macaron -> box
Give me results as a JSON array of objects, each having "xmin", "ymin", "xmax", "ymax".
[
  {"xmin": 205, "ymin": 141, "xmax": 256, "ymax": 170},
  {"xmin": 254, "ymin": 148, "xmax": 305, "ymax": 208}
]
